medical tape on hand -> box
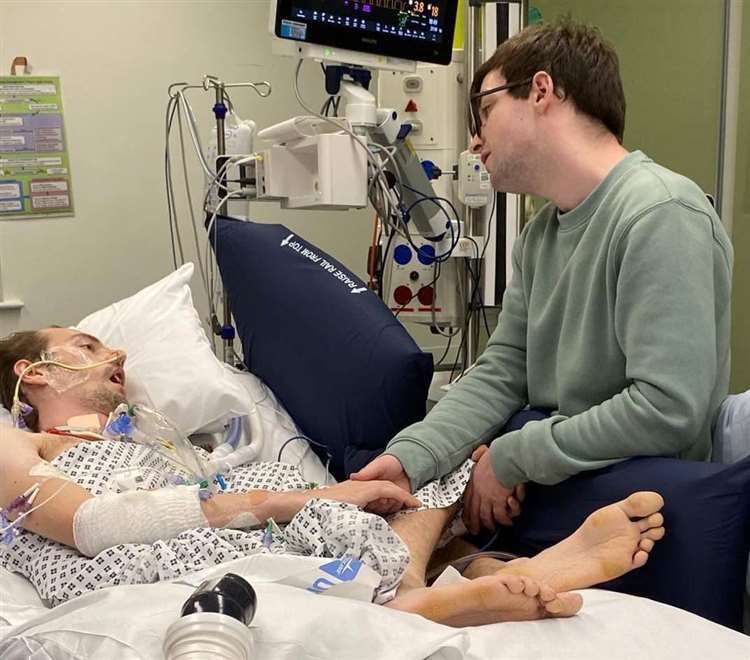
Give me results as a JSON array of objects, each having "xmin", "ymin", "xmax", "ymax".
[
  {"xmin": 72, "ymin": 485, "xmax": 208, "ymax": 557},
  {"xmin": 224, "ymin": 512, "xmax": 260, "ymax": 529}
]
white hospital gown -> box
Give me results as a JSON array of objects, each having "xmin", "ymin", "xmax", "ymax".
[{"xmin": 0, "ymin": 440, "xmax": 471, "ymax": 606}]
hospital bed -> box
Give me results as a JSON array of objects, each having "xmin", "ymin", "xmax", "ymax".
[
  {"xmin": 1, "ymin": 261, "xmax": 749, "ymax": 659},
  {"xmin": 1, "ymin": 383, "xmax": 748, "ymax": 659}
]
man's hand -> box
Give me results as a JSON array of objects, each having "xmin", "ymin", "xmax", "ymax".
[
  {"xmin": 314, "ymin": 480, "xmax": 421, "ymax": 513},
  {"xmin": 350, "ymin": 454, "xmax": 411, "ymax": 491},
  {"xmin": 350, "ymin": 454, "xmax": 412, "ymax": 516},
  {"xmin": 463, "ymin": 445, "xmax": 524, "ymax": 535}
]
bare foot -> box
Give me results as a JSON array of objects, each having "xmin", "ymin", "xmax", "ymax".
[
  {"xmin": 386, "ymin": 573, "xmax": 582, "ymax": 626},
  {"xmin": 498, "ymin": 491, "xmax": 665, "ymax": 593}
]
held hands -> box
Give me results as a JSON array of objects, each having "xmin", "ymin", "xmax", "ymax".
[
  {"xmin": 349, "ymin": 454, "xmax": 413, "ymax": 516},
  {"xmin": 463, "ymin": 444, "xmax": 525, "ymax": 535},
  {"xmin": 312, "ymin": 479, "xmax": 421, "ymax": 513}
]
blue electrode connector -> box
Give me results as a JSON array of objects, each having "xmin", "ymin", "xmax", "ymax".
[{"xmin": 421, "ymin": 160, "xmax": 442, "ymax": 181}]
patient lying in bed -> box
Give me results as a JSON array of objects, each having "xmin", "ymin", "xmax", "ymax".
[{"xmin": 0, "ymin": 328, "xmax": 666, "ymax": 626}]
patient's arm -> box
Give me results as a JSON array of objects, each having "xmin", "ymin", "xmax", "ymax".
[
  {"xmin": 0, "ymin": 426, "xmax": 92, "ymax": 548},
  {"xmin": 203, "ymin": 480, "xmax": 422, "ymax": 529},
  {"xmin": 0, "ymin": 427, "xmax": 420, "ymax": 554}
]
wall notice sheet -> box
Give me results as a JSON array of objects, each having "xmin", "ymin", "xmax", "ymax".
[{"xmin": 0, "ymin": 76, "xmax": 74, "ymax": 219}]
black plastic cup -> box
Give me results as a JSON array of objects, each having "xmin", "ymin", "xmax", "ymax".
[{"xmin": 180, "ymin": 573, "xmax": 257, "ymax": 625}]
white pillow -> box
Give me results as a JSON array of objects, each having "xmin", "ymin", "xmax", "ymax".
[{"xmin": 76, "ymin": 263, "xmax": 252, "ymax": 436}]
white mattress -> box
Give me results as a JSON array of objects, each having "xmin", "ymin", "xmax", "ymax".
[{"xmin": 1, "ymin": 557, "xmax": 748, "ymax": 660}]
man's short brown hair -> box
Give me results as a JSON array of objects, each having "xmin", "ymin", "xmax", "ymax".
[
  {"xmin": 471, "ymin": 17, "xmax": 626, "ymax": 142},
  {"xmin": 0, "ymin": 330, "xmax": 48, "ymax": 432}
]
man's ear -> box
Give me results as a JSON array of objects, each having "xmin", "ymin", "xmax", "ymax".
[
  {"xmin": 530, "ymin": 71, "xmax": 560, "ymax": 112},
  {"xmin": 13, "ymin": 360, "xmax": 48, "ymax": 387}
]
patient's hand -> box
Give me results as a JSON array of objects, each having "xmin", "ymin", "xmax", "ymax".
[
  {"xmin": 350, "ymin": 455, "xmax": 413, "ymax": 515},
  {"xmin": 313, "ymin": 480, "xmax": 421, "ymax": 513}
]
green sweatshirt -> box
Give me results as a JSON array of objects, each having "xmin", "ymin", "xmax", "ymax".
[{"xmin": 387, "ymin": 151, "xmax": 733, "ymax": 490}]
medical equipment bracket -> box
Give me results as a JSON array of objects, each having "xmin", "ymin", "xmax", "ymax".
[{"xmin": 198, "ymin": 75, "xmax": 272, "ymax": 364}]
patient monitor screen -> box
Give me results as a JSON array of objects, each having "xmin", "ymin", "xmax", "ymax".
[{"xmin": 274, "ymin": 0, "xmax": 459, "ymax": 65}]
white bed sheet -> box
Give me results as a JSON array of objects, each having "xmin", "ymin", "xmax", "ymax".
[
  {"xmin": 230, "ymin": 370, "xmax": 334, "ymax": 485},
  {"xmin": 1, "ymin": 557, "xmax": 748, "ymax": 660}
]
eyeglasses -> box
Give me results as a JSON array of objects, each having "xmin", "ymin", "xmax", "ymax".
[{"xmin": 469, "ymin": 77, "xmax": 533, "ymax": 139}]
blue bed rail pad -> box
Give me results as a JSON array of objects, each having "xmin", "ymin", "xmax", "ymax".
[{"xmin": 211, "ymin": 216, "xmax": 433, "ymax": 480}]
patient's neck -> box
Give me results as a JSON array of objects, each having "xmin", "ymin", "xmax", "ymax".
[{"xmin": 36, "ymin": 400, "xmax": 110, "ymax": 434}]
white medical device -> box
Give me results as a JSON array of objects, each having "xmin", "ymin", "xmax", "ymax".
[
  {"xmin": 166, "ymin": 1, "xmax": 511, "ymax": 365},
  {"xmin": 457, "ymin": 151, "xmax": 493, "ymax": 208},
  {"xmin": 205, "ymin": 114, "xmax": 256, "ymax": 217}
]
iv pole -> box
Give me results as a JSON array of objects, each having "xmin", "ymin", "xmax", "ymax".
[
  {"xmin": 202, "ymin": 76, "xmax": 271, "ymax": 364},
  {"xmin": 461, "ymin": 0, "xmax": 527, "ymax": 371}
]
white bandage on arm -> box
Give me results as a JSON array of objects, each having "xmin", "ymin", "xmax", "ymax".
[{"xmin": 72, "ymin": 486, "xmax": 209, "ymax": 557}]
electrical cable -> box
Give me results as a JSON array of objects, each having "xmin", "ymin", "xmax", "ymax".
[
  {"xmin": 277, "ymin": 435, "xmax": 332, "ymax": 485},
  {"xmin": 398, "ymin": 199, "xmax": 458, "ymax": 263},
  {"xmin": 428, "ymin": 254, "xmax": 461, "ymax": 339},
  {"xmin": 434, "ymin": 331, "xmax": 455, "ymax": 368},
  {"xmin": 164, "ymin": 95, "xmax": 180, "ymax": 270},
  {"xmin": 448, "ymin": 194, "xmax": 498, "ymax": 382},
  {"xmin": 465, "ymin": 238, "xmax": 483, "ymax": 336},
  {"xmin": 293, "ymin": 59, "xmax": 400, "ymax": 231},
  {"xmin": 201, "ymin": 153, "xmax": 258, "ymax": 336},
  {"xmin": 378, "ymin": 227, "xmax": 397, "ymax": 301},
  {"xmin": 175, "ymin": 99, "xmax": 210, "ymax": 299},
  {"xmin": 164, "ymin": 86, "xmax": 239, "ymax": 322},
  {"xmin": 0, "ymin": 480, "xmax": 71, "ymax": 539}
]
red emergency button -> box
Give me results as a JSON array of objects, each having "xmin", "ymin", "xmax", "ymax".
[
  {"xmin": 417, "ymin": 286, "xmax": 434, "ymax": 306},
  {"xmin": 404, "ymin": 99, "xmax": 418, "ymax": 113},
  {"xmin": 393, "ymin": 285, "xmax": 413, "ymax": 306}
]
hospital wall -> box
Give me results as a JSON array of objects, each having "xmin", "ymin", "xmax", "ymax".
[
  {"xmin": 0, "ymin": 1, "xmax": 747, "ymax": 391},
  {"xmin": 0, "ymin": 0, "xmax": 374, "ymax": 341},
  {"xmin": 730, "ymin": 4, "xmax": 750, "ymax": 392},
  {"xmin": 533, "ymin": 0, "xmax": 749, "ymax": 391}
]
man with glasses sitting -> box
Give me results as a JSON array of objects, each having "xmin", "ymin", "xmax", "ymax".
[{"xmin": 354, "ymin": 17, "xmax": 734, "ymax": 540}]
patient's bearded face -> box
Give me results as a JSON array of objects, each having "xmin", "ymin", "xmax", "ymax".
[{"xmin": 39, "ymin": 328, "xmax": 127, "ymax": 415}]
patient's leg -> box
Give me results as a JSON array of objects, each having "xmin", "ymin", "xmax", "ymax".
[
  {"xmin": 464, "ymin": 491, "xmax": 666, "ymax": 593},
  {"xmin": 384, "ymin": 505, "xmax": 581, "ymax": 625},
  {"xmin": 387, "ymin": 505, "xmax": 458, "ymax": 593}
]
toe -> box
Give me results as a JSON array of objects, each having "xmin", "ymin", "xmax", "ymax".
[
  {"xmin": 637, "ymin": 512, "xmax": 664, "ymax": 531},
  {"xmin": 520, "ymin": 576, "xmax": 540, "ymax": 598},
  {"xmin": 543, "ymin": 591, "xmax": 583, "ymax": 617},
  {"xmin": 643, "ymin": 526, "xmax": 665, "ymax": 541},
  {"xmin": 621, "ymin": 492, "xmax": 664, "ymax": 519},
  {"xmin": 545, "ymin": 592, "xmax": 583, "ymax": 618},
  {"xmin": 503, "ymin": 575, "xmax": 526, "ymax": 595},
  {"xmin": 537, "ymin": 582, "xmax": 557, "ymax": 603},
  {"xmin": 639, "ymin": 538, "xmax": 654, "ymax": 553},
  {"xmin": 632, "ymin": 549, "xmax": 649, "ymax": 569}
]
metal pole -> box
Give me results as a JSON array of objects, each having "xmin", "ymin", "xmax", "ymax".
[
  {"xmin": 517, "ymin": 0, "xmax": 529, "ymax": 239},
  {"xmin": 215, "ymin": 83, "xmax": 228, "ymax": 216},
  {"xmin": 213, "ymin": 82, "xmax": 233, "ymax": 364},
  {"xmin": 716, "ymin": 0, "xmax": 742, "ymax": 236},
  {"xmin": 462, "ymin": 2, "xmax": 484, "ymax": 372}
]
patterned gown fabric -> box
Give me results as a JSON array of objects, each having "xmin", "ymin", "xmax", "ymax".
[{"xmin": 0, "ymin": 440, "xmax": 472, "ymax": 606}]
